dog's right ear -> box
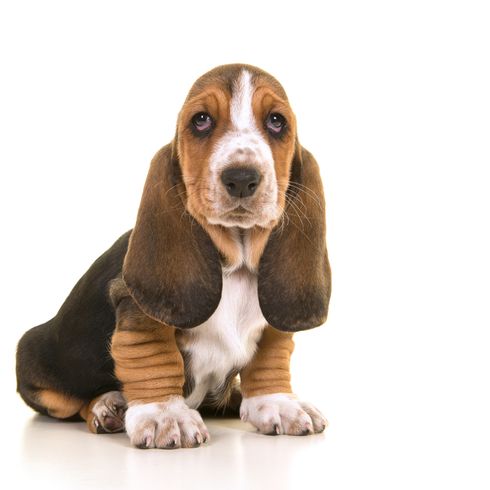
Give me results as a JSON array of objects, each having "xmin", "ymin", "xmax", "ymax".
[{"xmin": 122, "ymin": 143, "xmax": 222, "ymax": 329}]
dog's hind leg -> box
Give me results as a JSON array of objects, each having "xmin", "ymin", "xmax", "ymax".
[
  {"xmin": 29, "ymin": 388, "xmax": 127, "ymax": 434},
  {"xmin": 34, "ymin": 389, "xmax": 85, "ymax": 419},
  {"xmin": 17, "ymin": 324, "xmax": 126, "ymax": 433}
]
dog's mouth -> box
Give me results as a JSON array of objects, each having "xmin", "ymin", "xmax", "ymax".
[
  {"xmin": 217, "ymin": 205, "xmax": 256, "ymax": 227},
  {"xmin": 197, "ymin": 186, "xmax": 281, "ymax": 229},
  {"xmin": 207, "ymin": 204, "xmax": 281, "ymax": 229},
  {"xmin": 226, "ymin": 206, "xmax": 253, "ymax": 218},
  {"xmin": 204, "ymin": 204, "xmax": 263, "ymax": 229}
]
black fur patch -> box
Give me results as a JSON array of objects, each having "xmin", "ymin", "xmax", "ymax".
[{"xmin": 16, "ymin": 232, "xmax": 131, "ymax": 407}]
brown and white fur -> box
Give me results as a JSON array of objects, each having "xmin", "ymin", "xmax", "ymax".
[{"xmin": 16, "ymin": 64, "xmax": 331, "ymax": 449}]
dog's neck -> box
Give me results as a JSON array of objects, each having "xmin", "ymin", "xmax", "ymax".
[{"xmin": 200, "ymin": 222, "xmax": 272, "ymax": 274}]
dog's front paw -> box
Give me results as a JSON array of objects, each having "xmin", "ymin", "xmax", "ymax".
[
  {"xmin": 240, "ymin": 393, "xmax": 328, "ymax": 436},
  {"xmin": 124, "ymin": 396, "xmax": 210, "ymax": 449}
]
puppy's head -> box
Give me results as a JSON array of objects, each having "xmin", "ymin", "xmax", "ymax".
[
  {"xmin": 176, "ymin": 65, "xmax": 296, "ymax": 229},
  {"xmin": 123, "ymin": 64, "xmax": 331, "ymax": 332}
]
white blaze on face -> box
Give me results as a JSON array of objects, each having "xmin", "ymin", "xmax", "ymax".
[
  {"xmin": 230, "ymin": 70, "xmax": 256, "ymax": 130},
  {"xmin": 208, "ymin": 70, "xmax": 278, "ymax": 227}
]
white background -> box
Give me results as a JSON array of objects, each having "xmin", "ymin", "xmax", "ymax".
[{"xmin": 1, "ymin": 1, "xmax": 489, "ymax": 489}]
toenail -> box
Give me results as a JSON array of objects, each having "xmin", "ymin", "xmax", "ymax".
[{"xmin": 166, "ymin": 438, "xmax": 177, "ymax": 448}]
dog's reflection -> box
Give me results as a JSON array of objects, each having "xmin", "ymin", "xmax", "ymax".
[{"xmin": 20, "ymin": 414, "xmax": 324, "ymax": 487}]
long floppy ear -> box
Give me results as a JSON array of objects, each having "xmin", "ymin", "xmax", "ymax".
[
  {"xmin": 122, "ymin": 143, "xmax": 222, "ymax": 329},
  {"xmin": 258, "ymin": 144, "xmax": 331, "ymax": 332}
]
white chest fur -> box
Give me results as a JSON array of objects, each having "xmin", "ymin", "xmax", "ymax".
[{"xmin": 178, "ymin": 267, "xmax": 267, "ymax": 409}]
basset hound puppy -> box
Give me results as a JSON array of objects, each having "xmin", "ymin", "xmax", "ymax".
[{"xmin": 16, "ymin": 64, "xmax": 331, "ymax": 449}]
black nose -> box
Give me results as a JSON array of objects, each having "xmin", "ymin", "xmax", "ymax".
[{"xmin": 221, "ymin": 167, "xmax": 261, "ymax": 198}]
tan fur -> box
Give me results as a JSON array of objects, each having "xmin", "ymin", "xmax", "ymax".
[
  {"xmin": 240, "ymin": 326, "xmax": 295, "ymax": 398},
  {"xmin": 37, "ymin": 389, "xmax": 85, "ymax": 419},
  {"xmin": 248, "ymin": 227, "xmax": 271, "ymax": 269},
  {"xmin": 193, "ymin": 221, "xmax": 272, "ymax": 271},
  {"xmin": 110, "ymin": 294, "xmax": 185, "ymax": 404},
  {"xmin": 79, "ymin": 395, "xmax": 103, "ymax": 433},
  {"xmin": 78, "ymin": 397, "xmax": 95, "ymax": 422},
  {"xmin": 251, "ymin": 81, "xmax": 297, "ymax": 216},
  {"xmin": 178, "ymin": 83, "xmax": 231, "ymax": 226},
  {"xmin": 196, "ymin": 221, "xmax": 243, "ymax": 267}
]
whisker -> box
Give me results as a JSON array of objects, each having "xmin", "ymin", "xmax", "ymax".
[
  {"xmin": 285, "ymin": 195, "xmax": 308, "ymax": 230},
  {"xmin": 277, "ymin": 179, "xmax": 323, "ymax": 209}
]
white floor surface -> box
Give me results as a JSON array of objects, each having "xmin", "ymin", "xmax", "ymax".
[{"xmin": 10, "ymin": 398, "xmax": 329, "ymax": 490}]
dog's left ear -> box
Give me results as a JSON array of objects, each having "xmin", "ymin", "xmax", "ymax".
[
  {"xmin": 258, "ymin": 144, "xmax": 331, "ymax": 332},
  {"xmin": 122, "ymin": 143, "xmax": 222, "ymax": 329}
]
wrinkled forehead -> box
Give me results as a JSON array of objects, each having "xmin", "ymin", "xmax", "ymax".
[{"xmin": 185, "ymin": 64, "xmax": 289, "ymax": 104}]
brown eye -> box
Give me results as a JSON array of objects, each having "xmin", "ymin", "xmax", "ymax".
[
  {"xmin": 191, "ymin": 112, "xmax": 213, "ymax": 132},
  {"xmin": 266, "ymin": 113, "xmax": 286, "ymax": 135}
]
